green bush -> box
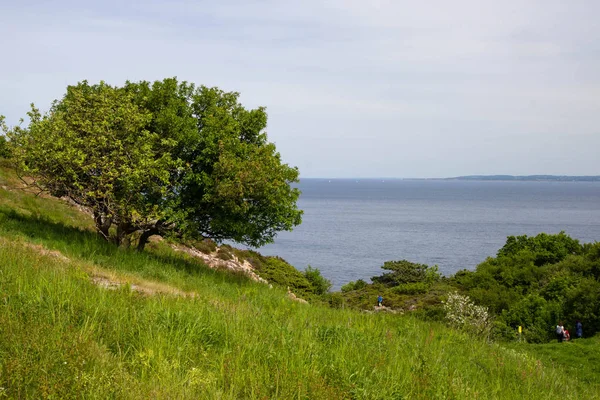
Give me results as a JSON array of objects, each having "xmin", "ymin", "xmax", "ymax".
[
  {"xmin": 391, "ymin": 282, "xmax": 428, "ymax": 295},
  {"xmin": 194, "ymin": 238, "xmax": 217, "ymax": 254},
  {"xmin": 216, "ymin": 247, "xmax": 233, "ymax": 260},
  {"xmin": 254, "ymin": 256, "xmax": 313, "ymax": 295},
  {"xmin": 0, "ymin": 135, "xmax": 10, "ymax": 158},
  {"xmin": 341, "ymin": 279, "xmax": 368, "ymax": 292},
  {"xmin": 304, "ymin": 265, "xmax": 332, "ymax": 295},
  {"xmin": 372, "ymin": 260, "xmax": 441, "ymax": 286}
]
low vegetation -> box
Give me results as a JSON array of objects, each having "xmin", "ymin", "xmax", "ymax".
[
  {"xmin": 339, "ymin": 233, "xmax": 600, "ymax": 344},
  {"xmin": 1, "ymin": 155, "xmax": 599, "ymax": 398}
]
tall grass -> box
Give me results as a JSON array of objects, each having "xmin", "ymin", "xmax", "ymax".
[
  {"xmin": 1, "ymin": 163, "xmax": 599, "ymax": 398},
  {"xmin": 1, "ymin": 238, "xmax": 598, "ymax": 398}
]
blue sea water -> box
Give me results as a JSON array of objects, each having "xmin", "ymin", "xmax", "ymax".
[{"xmin": 249, "ymin": 179, "xmax": 600, "ymax": 289}]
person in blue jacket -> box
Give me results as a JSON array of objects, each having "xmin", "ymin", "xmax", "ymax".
[
  {"xmin": 575, "ymin": 320, "xmax": 583, "ymax": 339},
  {"xmin": 377, "ymin": 295, "xmax": 383, "ymax": 307}
]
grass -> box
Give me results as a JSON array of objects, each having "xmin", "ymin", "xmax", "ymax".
[
  {"xmin": 509, "ymin": 337, "xmax": 600, "ymax": 387},
  {"xmin": 1, "ymin": 161, "xmax": 600, "ymax": 398}
]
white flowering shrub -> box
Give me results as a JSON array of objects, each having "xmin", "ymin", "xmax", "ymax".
[{"xmin": 444, "ymin": 292, "xmax": 493, "ymax": 337}]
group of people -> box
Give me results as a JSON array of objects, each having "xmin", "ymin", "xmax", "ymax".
[{"xmin": 556, "ymin": 321, "xmax": 583, "ymax": 342}]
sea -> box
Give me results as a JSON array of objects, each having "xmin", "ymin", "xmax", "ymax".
[{"xmin": 244, "ymin": 179, "xmax": 600, "ymax": 289}]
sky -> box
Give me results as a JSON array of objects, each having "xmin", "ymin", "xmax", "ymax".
[{"xmin": 1, "ymin": 0, "xmax": 599, "ymax": 178}]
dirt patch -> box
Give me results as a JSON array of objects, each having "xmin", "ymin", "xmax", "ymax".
[
  {"xmin": 171, "ymin": 244, "xmax": 270, "ymax": 285},
  {"xmin": 22, "ymin": 242, "xmax": 70, "ymax": 262},
  {"xmin": 87, "ymin": 268, "xmax": 197, "ymax": 297},
  {"xmin": 14, "ymin": 239, "xmax": 196, "ymax": 298}
]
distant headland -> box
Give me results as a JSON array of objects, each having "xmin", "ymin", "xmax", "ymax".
[{"xmin": 445, "ymin": 175, "xmax": 600, "ymax": 182}]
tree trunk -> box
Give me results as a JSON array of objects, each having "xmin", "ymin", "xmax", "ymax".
[
  {"xmin": 116, "ymin": 221, "xmax": 135, "ymax": 247},
  {"xmin": 94, "ymin": 211, "xmax": 112, "ymax": 241},
  {"xmin": 137, "ymin": 228, "xmax": 158, "ymax": 252}
]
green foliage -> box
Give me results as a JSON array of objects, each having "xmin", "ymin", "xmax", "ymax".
[
  {"xmin": 192, "ymin": 238, "xmax": 218, "ymax": 254},
  {"xmin": 510, "ymin": 335, "xmax": 600, "ymax": 387},
  {"xmin": 340, "ymin": 279, "xmax": 367, "ymax": 292},
  {"xmin": 240, "ymin": 252, "xmax": 316, "ymax": 298},
  {"xmin": 5, "ymin": 78, "xmax": 302, "ymax": 251},
  {"xmin": 497, "ymin": 231, "xmax": 582, "ymax": 266},
  {"xmin": 216, "ymin": 247, "xmax": 233, "ymax": 260},
  {"xmin": 452, "ymin": 233, "xmax": 600, "ymax": 341},
  {"xmin": 444, "ymin": 292, "xmax": 493, "ymax": 338},
  {"xmin": 371, "ymin": 260, "xmax": 441, "ymax": 287},
  {"xmin": 0, "ymin": 116, "xmax": 9, "ymax": 159},
  {"xmin": 0, "ymin": 164, "xmax": 600, "ymax": 398},
  {"xmin": 2, "ymin": 238, "xmax": 599, "ymax": 399},
  {"xmin": 391, "ymin": 282, "xmax": 428, "ymax": 295},
  {"xmin": 303, "ymin": 265, "xmax": 332, "ymax": 295},
  {"xmin": 0, "ymin": 135, "xmax": 10, "ymax": 158}
]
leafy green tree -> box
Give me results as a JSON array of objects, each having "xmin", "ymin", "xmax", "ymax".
[
  {"xmin": 4, "ymin": 78, "xmax": 302, "ymax": 250},
  {"xmin": 372, "ymin": 260, "xmax": 441, "ymax": 287},
  {"xmin": 341, "ymin": 279, "xmax": 367, "ymax": 292},
  {"xmin": 0, "ymin": 135, "xmax": 9, "ymax": 159},
  {"xmin": 304, "ymin": 266, "xmax": 332, "ymax": 295},
  {"xmin": 0, "ymin": 117, "xmax": 11, "ymax": 158},
  {"xmin": 563, "ymin": 277, "xmax": 600, "ymax": 336},
  {"xmin": 497, "ymin": 232, "xmax": 582, "ymax": 266}
]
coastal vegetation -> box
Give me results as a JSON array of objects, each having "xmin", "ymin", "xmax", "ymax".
[
  {"xmin": 1, "ymin": 79, "xmax": 599, "ymax": 397},
  {"xmin": 1, "ymin": 78, "xmax": 302, "ymax": 251},
  {"xmin": 1, "ymin": 159, "xmax": 599, "ymax": 398},
  {"xmin": 340, "ymin": 232, "xmax": 600, "ymax": 343}
]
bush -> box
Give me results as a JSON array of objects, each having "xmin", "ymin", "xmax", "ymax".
[
  {"xmin": 254, "ymin": 256, "xmax": 313, "ymax": 296},
  {"xmin": 216, "ymin": 247, "xmax": 233, "ymax": 260},
  {"xmin": 193, "ymin": 239, "xmax": 217, "ymax": 254},
  {"xmin": 304, "ymin": 265, "xmax": 332, "ymax": 295},
  {"xmin": 0, "ymin": 135, "xmax": 10, "ymax": 159},
  {"xmin": 391, "ymin": 282, "xmax": 428, "ymax": 295},
  {"xmin": 444, "ymin": 292, "xmax": 493, "ymax": 337},
  {"xmin": 372, "ymin": 260, "xmax": 441, "ymax": 287},
  {"xmin": 341, "ymin": 279, "xmax": 368, "ymax": 292}
]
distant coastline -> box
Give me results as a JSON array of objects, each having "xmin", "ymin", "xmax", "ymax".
[
  {"xmin": 301, "ymin": 175, "xmax": 600, "ymax": 182},
  {"xmin": 444, "ymin": 175, "xmax": 600, "ymax": 182}
]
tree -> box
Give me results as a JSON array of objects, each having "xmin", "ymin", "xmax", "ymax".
[
  {"xmin": 4, "ymin": 78, "xmax": 302, "ymax": 250},
  {"xmin": 0, "ymin": 116, "xmax": 10, "ymax": 158},
  {"xmin": 304, "ymin": 266, "xmax": 332, "ymax": 295},
  {"xmin": 371, "ymin": 260, "xmax": 441, "ymax": 286},
  {"xmin": 496, "ymin": 232, "xmax": 582, "ymax": 266}
]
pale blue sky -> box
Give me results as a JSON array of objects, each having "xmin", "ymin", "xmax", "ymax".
[{"xmin": 1, "ymin": 0, "xmax": 599, "ymax": 178}]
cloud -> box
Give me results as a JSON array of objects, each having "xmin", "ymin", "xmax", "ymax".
[{"xmin": 1, "ymin": 0, "xmax": 598, "ymax": 177}]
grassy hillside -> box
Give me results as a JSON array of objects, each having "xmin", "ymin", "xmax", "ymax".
[{"xmin": 1, "ymin": 161, "xmax": 599, "ymax": 399}]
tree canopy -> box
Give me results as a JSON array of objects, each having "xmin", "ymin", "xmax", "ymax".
[{"xmin": 3, "ymin": 78, "xmax": 302, "ymax": 250}]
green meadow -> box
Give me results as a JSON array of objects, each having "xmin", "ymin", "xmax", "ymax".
[{"xmin": 1, "ymin": 162, "xmax": 599, "ymax": 399}]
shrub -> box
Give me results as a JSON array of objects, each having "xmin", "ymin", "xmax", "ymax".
[
  {"xmin": 444, "ymin": 292, "xmax": 493, "ymax": 337},
  {"xmin": 391, "ymin": 282, "xmax": 428, "ymax": 295},
  {"xmin": 372, "ymin": 260, "xmax": 441, "ymax": 287},
  {"xmin": 216, "ymin": 247, "xmax": 233, "ymax": 260},
  {"xmin": 194, "ymin": 239, "xmax": 217, "ymax": 254},
  {"xmin": 341, "ymin": 279, "xmax": 368, "ymax": 292},
  {"xmin": 304, "ymin": 265, "xmax": 332, "ymax": 295},
  {"xmin": 0, "ymin": 135, "xmax": 10, "ymax": 159},
  {"xmin": 253, "ymin": 256, "xmax": 313, "ymax": 296}
]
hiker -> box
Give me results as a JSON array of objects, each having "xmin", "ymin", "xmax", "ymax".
[
  {"xmin": 563, "ymin": 328, "xmax": 570, "ymax": 341},
  {"xmin": 556, "ymin": 323, "xmax": 564, "ymax": 342},
  {"xmin": 575, "ymin": 320, "xmax": 583, "ymax": 339},
  {"xmin": 377, "ymin": 295, "xmax": 383, "ymax": 307}
]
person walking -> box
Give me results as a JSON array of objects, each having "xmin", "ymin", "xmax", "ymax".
[
  {"xmin": 556, "ymin": 322, "xmax": 565, "ymax": 342},
  {"xmin": 575, "ymin": 320, "xmax": 583, "ymax": 339},
  {"xmin": 377, "ymin": 295, "xmax": 383, "ymax": 307}
]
